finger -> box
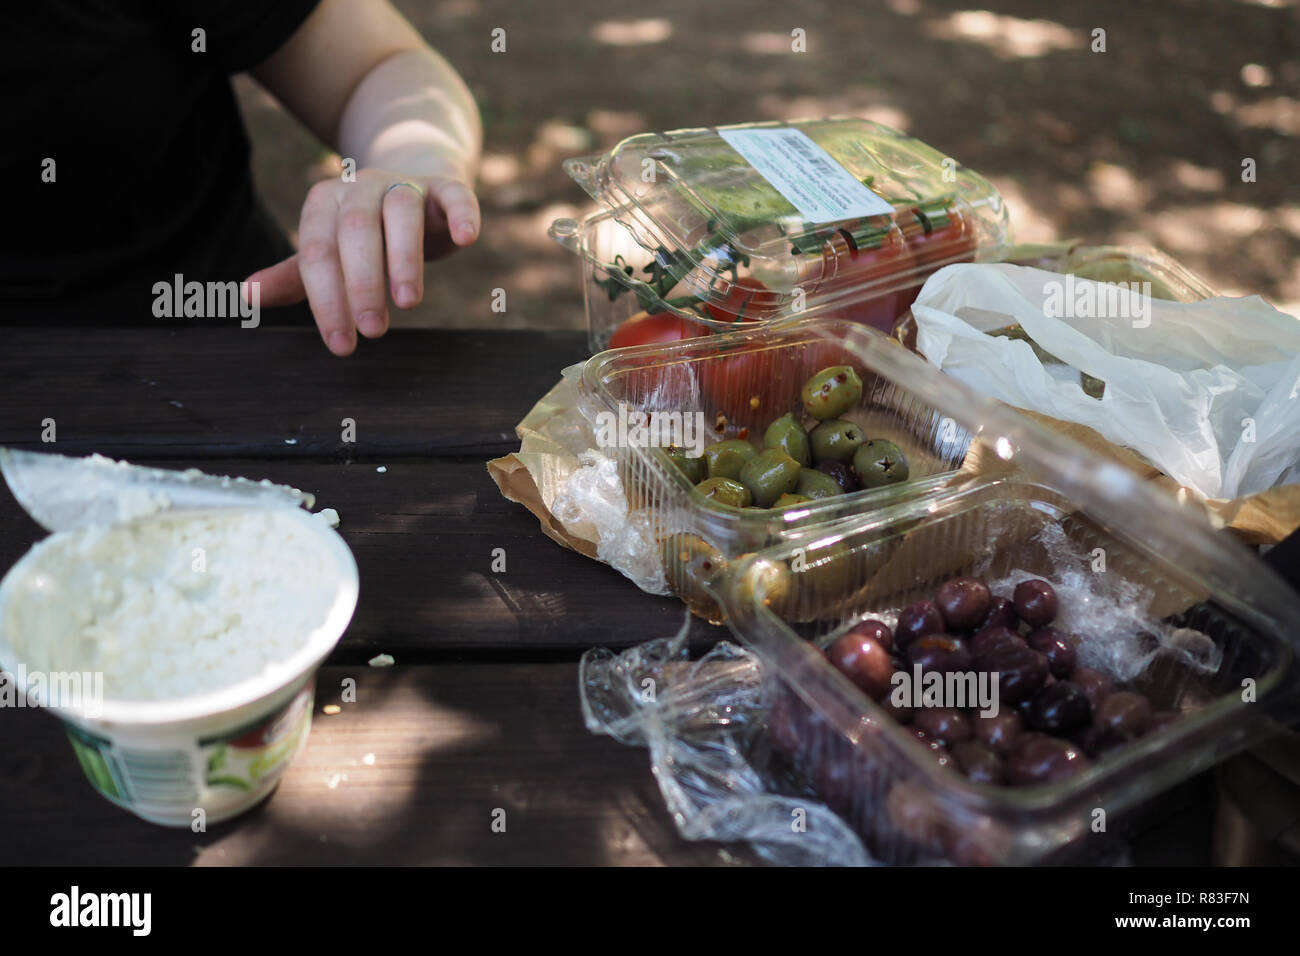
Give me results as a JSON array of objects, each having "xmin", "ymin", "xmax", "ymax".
[
  {"xmin": 297, "ymin": 183, "xmax": 355, "ymax": 356},
  {"xmin": 336, "ymin": 184, "xmax": 390, "ymax": 339},
  {"xmin": 243, "ymin": 256, "xmax": 305, "ymax": 308},
  {"xmin": 430, "ymin": 179, "xmax": 481, "ymax": 247},
  {"xmin": 382, "ymin": 183, "xmax": 427, "ymax": 309}
]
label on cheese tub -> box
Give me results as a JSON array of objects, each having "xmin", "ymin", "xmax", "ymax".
[{"xmin": 718, "ymin": 126, "xmax": 895, "ymax": 223}]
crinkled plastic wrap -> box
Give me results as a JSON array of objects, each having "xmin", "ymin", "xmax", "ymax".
[{"xmin": 580, "ymin": 613, "xmax": 874, "ymax": 866}]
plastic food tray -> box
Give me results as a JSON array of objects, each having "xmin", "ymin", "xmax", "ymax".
[
  {"xmin": 718, "ymin": 345, "xmax": 1300, "ymax": 863},
  {"xmin": 551, "ymin": 117, "xmax": 1008, "ymax": 351},
  {"xmin": 578, "ymin": 317, "xmax": 977, "ymax": 621}
]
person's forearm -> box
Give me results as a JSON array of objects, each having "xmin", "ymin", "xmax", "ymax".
[{"xmin": 336, "ymin": 47, "xmax": 481, "ymax": 180}]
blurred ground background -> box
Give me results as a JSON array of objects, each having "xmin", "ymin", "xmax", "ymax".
[{"xmin": 236, "ymin": 0, "xmax": 1300, "ymax": 328}]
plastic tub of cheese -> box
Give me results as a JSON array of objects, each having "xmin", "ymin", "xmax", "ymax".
[{"xmin": 0, "ymin": 506, "xmax": 359, "ymax": 826}]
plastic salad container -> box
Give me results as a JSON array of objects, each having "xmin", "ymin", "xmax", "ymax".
[
  {"xmin": 719, "ymin": 335, "xmax": 1300, "ymax": 865},
  {"xmin": 550, "ymin": 118, "xmax": 1009, "ymax": 351},
  {"xmin": 579, "ymin": 316, "xmax": 985, "ymax": 622},
  {"xmin": 893, "ymin": 244, "xmax": 1217, "ymax": 351}
]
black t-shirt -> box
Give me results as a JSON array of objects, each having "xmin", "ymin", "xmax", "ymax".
[{"xmin": 3, "ymin": 0, "xmax": 320, "ymax": 324}]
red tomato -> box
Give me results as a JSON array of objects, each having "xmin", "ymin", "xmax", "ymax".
[
  {"xmin": 823, "ymin": 228, "xmax": 916, "ymax": 332},
  {"xmin": 902, "ymin": 206, "xmax": 977, "ymax": 269},
  {"xmin": 702, "ymin": 348, "xmax": 791, "ymax": 423},
  {"xmin": 703, "ymin": 277, "xmax": 780, "ymax": 323},
  {"xmin": 608, "ymin": 311, "xmax": 712, "ymax": 350}
]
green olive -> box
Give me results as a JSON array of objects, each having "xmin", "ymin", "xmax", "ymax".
[
  {"xmin": 801, "ymin": 365, "xmax": 863, "ymax": 421},
  {"xmin": 664, "ymin": 446, "xmax": 706, "ymax": 484},
  {"xmin": 703, "ymin": 439, "xmax": 759, "ymax": 480},
  {"xmin": 853, "ymin": 439, "xmax": 910, "ymax": 488},
  {"xmin": 739, "ymin": 448, "xmax": 802, "ymax": 508},
  {"xmin": 795, "ymin": 468, "xmax": 844, "ymax": 500},
  {"xmin": 773, "ymin": 493, "xmax": 813, "ymax": 508},
  {"xmin": 809, "ymin": 419, "xmax": 866, "ymax": 464},
  {"xmin": 660, "ymin": 533, "xmax": 727, "ymax": 619},
  {"xmin": 694, "ymin": 476, "xmax": 753, "ymax": 508},
  {"xmin": 762, "ymin": 413, "xmax": 811, "ymax": 467}
]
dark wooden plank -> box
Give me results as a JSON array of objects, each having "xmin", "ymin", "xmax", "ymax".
[
  {"xmin": 0, "ymin": 457, "xmax": 723, "ymax": 655},
  {"xmin": 0, "ymin": 328, "xmax": 587, "ymax": 459},
  {"xmin": 0, "ymin": 665, "xmax": 752, "ymax": 866}
]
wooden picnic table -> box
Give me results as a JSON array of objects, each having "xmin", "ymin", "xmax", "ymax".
[{"xmin": 0, "ymin": 327, "xmax": 1219, "ymax": 865}]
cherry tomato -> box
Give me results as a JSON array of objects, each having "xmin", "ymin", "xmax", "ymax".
[
  {"xmin": 822, "ymin": 227, "xmax": 916, "ymax": 332},
  {"xmin": 902, "ymin": 205, "xmax": 977, "ymax": 269},
  {"xmin": 703, "ymin": 277, "xmax": 780, "ymax": 323},
  {"xmin": 607, "ymin": 311, "xmax": 712, "ymax": 350}
]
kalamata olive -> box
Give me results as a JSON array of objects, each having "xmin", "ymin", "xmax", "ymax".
[
  {"xmin": 1148, "ymin": 709, "xmax": 1182, "ymax": 733},
  {"xmin": 936, "ymin": 576, "xmax": 992, "ymax": 631},
  {"xmin": 979, "ymin": 596, "xmax": 1019, "ymax": 632},
  {"xmin": 1070, "ymin": 667, "xmax": 1115, "ymax": 710},
  {"xmin": 886, "ymin": 781, "xmax": 947, "ymax": 847},
  {"xmin": 1094, "ymin": 691, "xmax": 1153, "ymax": 741},
  {"xmin": 846, "ymin": 618, "xmax": 894, "ymax": 652},
  {"xmin": 971, "ymin": 709, "xmax": 1023, "ymax": 755},
  {"xmin": 909, "ymin": 728, "xmax": 954, "ymax": 769},
  {"xmin": 815, "ymin": 460, "xmax": 861, "ymax": 494},
  {"xmin": 1013, "ymin": 579, "xmax": 1059, "ymax": 628},
  {"xmin": 766, "ymin": 693, "xmax": 801, "ymax": 755},
  {"xmin": 906, "ymin": 634, "xmax": 974, "ymax": 674},
  {"xmin": 1025, "ymin": 627, "xmax": 1077, "ymax": 678},
  {"xmin": 912, "ymin": 707, "xmax": 972, "ymax": 745},
  {"xmin": 952, "ymin": 740, "xmax": 1003, "ymax": 784},
  {"xmin": 1004, "ymin": 732, "xmax": 1091, "ymax": 786},
  {"xmin": 971, "ymin": 625, "xmax": 1024, "ymax": 659},
  {"xmin": 895, "ymin": 600, "xmax": 945, "ymax": 649},
  {"xmin": 880, "ymin": 688, "xmax": 914, "ymax": 724},
  {"xmin": 1025, "ymin": 681, "xmax": 1092, "ymax": 735},
  {"xmin": 980, "ymin": 642, "xmax": 1049, "ymax": 703},
  {"xmin": 827, "ymin": 634, "xmax": 895, "ymax": 701}
]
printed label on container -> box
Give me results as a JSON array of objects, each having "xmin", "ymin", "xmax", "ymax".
[{"xmin": 717, "ymin": 127, "xmax": 894, "ymax": 224}]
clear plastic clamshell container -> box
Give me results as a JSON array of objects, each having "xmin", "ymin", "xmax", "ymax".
[
  {"xmin": 578, "ymin": 316, "xmax": 983, "ymax": 623},
  {"xmin": 719, "ymin": 336, "xmax": 1300, "ymax": 865},
  {"xmin": 893, "ymin": 244, "xmax": 1218, "ymax": 351},
  {"xmin": 551, "ymin": 118, "xmax": 1009, "ymax": 350}
]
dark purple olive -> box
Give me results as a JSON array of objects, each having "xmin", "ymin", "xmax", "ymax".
[
  {"xmin": 1025, "ymin": 627, "xmax": 1077, "ymax": 678},
  {"xmin": 906, "ymin": 634, "xmax": 974, "ymax": 675},
  {"xmin": 886, "ymin": 781, "xmax": 947, "ymax": 847},
  {"xmin": 1094, "ymin": 691, "xmax": 1153, "ymax": 741},
  {"xmin": 980, "ymin": 642, "xmax": 1049, "ymax": 704},
  {"xmin": 880, "ymin": 688, "xmax": 914, "ymax": 724},
  {"xmin": 971, "ymin": 625, "xmax": 1024, "ymax": 659},
  {"xmin": 846, "ymin": 618, "xmax": 894, "ymax": 652},
  {"xmin": 952, "ymin": 740, "xmax": 1003, "ymax": 784},
  {"xmin": 971, "ymin": 709, "xmax": 1023, "ymax": 755},
  {"xmin": 815, "ymin": 460, "xmax": 861, "ymax": 494},
  {"xmin": 912, "ymin": 707, "xmax": 972, "ymax": 746},
  {"xmin": 1013, "ymin": 579, "xmax": 1059, "ymax": 628},
  {"xmin": 767, "ymin": 693, "xmax": 801, "ymax": 755},
  {"xmin": 909, "ymin": 728, "xmax": 955, "ymax": 769},
  {"xmin": 1070, "ymin": 667, "xmax": 1114, "ymax": 710},
  {"xmin": 1148, "ymin": 709, "xmax": 1182, "ymax": 733},
  {"xmin": 895, "ymin": 600, "xmax": 945, "ymax": 649},
  {"xmin": 979, "ymin": 596, "xmax": 1019, "ymax": 632},
  {"xmin": 1004, "ymin": 732, "xmax": 1091, "ymax": 786},
  {"xmin": 1026, "ymin": 681, "xmax": 1092, "ymax": 735},
  {"xmin": 827, "ymin": 634, "xmax": 894, "ymax": 701},
  {"xmin": 936, "ymin": 576, "xmax": 992, "ymax": 631}
]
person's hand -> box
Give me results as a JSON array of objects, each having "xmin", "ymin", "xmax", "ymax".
[{"xmin": 244, "ymin": 167, "xmax": 479, "ymax": 355}]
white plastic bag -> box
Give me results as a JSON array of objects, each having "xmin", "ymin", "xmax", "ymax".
[{"xmin": 911, "ymin": 263, "xmax": 1300, "ymax": 500}]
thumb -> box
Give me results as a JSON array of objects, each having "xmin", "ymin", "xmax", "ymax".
[{"xmin": 244, "ymin": 255, "xmax": 306, "ymax": 308}]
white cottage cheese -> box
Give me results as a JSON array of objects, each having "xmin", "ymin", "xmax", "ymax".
[{"xmin": 0, "ymin": 509, "xmax": 341, "ymax": 702}]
